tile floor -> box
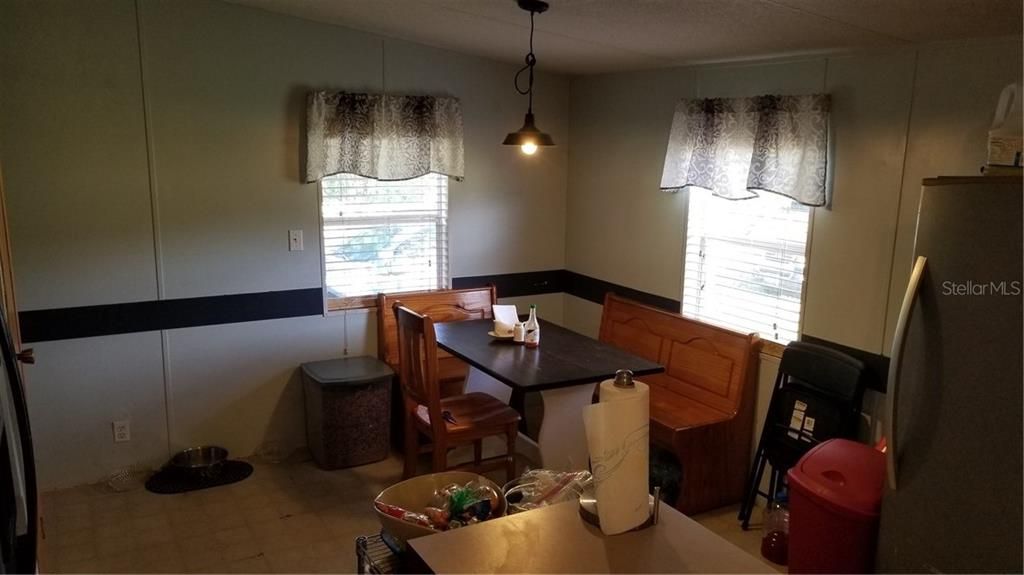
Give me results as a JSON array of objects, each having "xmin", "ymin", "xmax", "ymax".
[
  {"xmin": 41, "ymin": 454, "xmax": 780, "ymax": 574},
  {"xmin": 692, "ymin": 505, "xmax": 783, "ymax": 573}
]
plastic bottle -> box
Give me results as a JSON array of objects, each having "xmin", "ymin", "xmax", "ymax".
[
  {"xmin": 524, "ymin": 305, "xmax": 540, "ymax": 348},
  {"xmin": 760, "ymin": 491, "xmax": 789, "ymax": 566}
]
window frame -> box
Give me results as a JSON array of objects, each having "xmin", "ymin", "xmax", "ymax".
[
  {"xmin": 317, "ymin": 173, "xmax": 451, "ymax": 312},
  {"xmin": 679, "ymin": 187, "xmax": 815, "ymax": 355}
]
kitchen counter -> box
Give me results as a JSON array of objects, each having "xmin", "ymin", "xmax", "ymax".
[{"xmin": 408, "ymin": 500, "xmax": 773, "ymax": 573}]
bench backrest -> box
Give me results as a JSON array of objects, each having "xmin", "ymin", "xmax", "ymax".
[
  {"xmin": 377, "ymin": 287, "xmax": 497, "ymax": 370},
  {"xmin": 598, "ymin": 294, "xmax": 760, "ymax": 416}
]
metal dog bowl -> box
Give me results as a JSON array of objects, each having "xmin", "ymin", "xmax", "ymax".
[{"xmin": 170, "ymin": 446, "xmax": 228, "ymax": 476}]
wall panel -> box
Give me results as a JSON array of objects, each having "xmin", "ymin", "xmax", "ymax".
[
  {"xmin": 802, "ymin": 50, "xmax": 916, "ymax": 352},
  {"xmin": 884, "ymin": 39, "xmax": 1022, "ymax": 350},
  {"xmin": 566, "ymin": 69, "xmax": 695, "ymax": 299},
  {"xmin": 139, "ymin": 0, "xmax": 381, "ymax": 298},
  {"xmin": 0, "ymin": 0, "xmax": 157, "ymax": 309},
  {"xmin": 23, "ymin": 333, "xmax": 167, "ymax": 489},
  {"xmin": 383, "ymin": 40, "xmax": 570, "ymax": 278},
  {"xmin": 2, "ymin": 0, "xmax": 572, "ymax": 489},
  {"xmin": 165, "ymin": 315, "xmax": 351, "ymax": 459}
]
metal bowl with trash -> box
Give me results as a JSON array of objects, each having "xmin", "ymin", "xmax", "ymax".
[
  {"xmin": 373, "ymin": 471, "xmax": 506, "ymax": 547},
  {"xmin": 170, "ymin": 446, "xmax": 228, "ymax": 477}
]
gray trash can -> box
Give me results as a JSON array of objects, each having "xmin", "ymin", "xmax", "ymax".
[{"xmin": 301, "ymin": 356, "xmax": 393, "ymax": 469}]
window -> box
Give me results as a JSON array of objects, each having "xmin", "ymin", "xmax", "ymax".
[
  {"xmin": 682, "ymin": 189, "xmax": 811, "ymax": 344},
  {"xmin": 320, "ymin": 173, "xmax": 449, "ymax": 309}
]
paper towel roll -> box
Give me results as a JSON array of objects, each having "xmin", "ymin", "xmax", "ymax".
[{"xmin": 582, "ymin": 378, "xmax": 650, "ymax": 535}]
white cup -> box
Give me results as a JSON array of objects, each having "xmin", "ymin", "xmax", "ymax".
[{"xmin": 494, "ymin": 320, "xmax": 514, "ymax": 337}]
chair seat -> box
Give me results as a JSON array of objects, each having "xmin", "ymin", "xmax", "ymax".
[
  {"xmin": 415, "ymin": 392, "xmax": 520, "ymax": 436},
  {"xmin": 648, "ymin": 384, "xmax": 732, "ymax": 448},
  {"xmin": 650, "ymin": 386, "xmax": 732, "ymax": 430}
]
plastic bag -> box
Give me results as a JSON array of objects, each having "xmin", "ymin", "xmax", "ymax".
[
  {"xmin": 374, "ymin": 501, "xmax": 436, "ymax": 530},
  {"xmin": 503, "ymin": 469, "xmax": 593, "ymax": 514}
]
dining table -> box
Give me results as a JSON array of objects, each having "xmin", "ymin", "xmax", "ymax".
[{"xmin": 434, "ymin": 318, "xmax": 664, "ymax": 470}]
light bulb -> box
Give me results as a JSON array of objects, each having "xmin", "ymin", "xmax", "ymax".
[{"xmin": 521, "ymin": 142, "xmax": 538, "ymax": 155}]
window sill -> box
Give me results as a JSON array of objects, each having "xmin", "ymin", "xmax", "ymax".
[
  {"xmin": 327, "ymin": 295, "xmax": 377, "ymax": 312},
  {"xmin": 760, "ymin": 340, "xmax": 786, "ymax": 359}
]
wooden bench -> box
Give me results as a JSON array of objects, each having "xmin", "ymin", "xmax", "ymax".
[
  {"xmin": 377, "ymin": 286, "xmax": 497, "ymax": 399},
  {"xmin": 599, "ymin": 294, "xmax": 762, "ymax": 515}
]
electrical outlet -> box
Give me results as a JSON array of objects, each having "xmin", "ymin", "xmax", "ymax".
[
  {"xmin": 288, "ymin": 229, "xmax": 304, "ymax": 251},
  {"xmin": 113, "ymin": 420, "xmax": 130, "ymax": 443}
]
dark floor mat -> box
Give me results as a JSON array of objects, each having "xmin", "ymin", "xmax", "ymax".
[{"xmin": 145, "ymin": 460, "xmax": 253, "ymax": 494}]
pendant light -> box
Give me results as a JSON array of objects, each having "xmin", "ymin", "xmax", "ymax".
[{"xmin": 503, "ymin": 0, "xmax": 554, "ymax": 155}]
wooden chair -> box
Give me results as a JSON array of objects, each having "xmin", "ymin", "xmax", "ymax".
[
  {"xmin": 599, "ymin": 294, "xmax": 761, "ymax": 514},
  {"xmin": 377, "ymin": 287, "xmax": 496, "ymax": 398},
  {"xmin": 393, "ymin": 303, "xmax": 520, "ymax": 481}
]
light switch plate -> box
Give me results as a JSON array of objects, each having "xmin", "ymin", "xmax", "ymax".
[
  {"xmin": 113, "ymin": 420, "xmax": 130, "ymax": 443},
  {"xmin": 289, "ymin": 229, "xmax": 304, "ymax": 251}
]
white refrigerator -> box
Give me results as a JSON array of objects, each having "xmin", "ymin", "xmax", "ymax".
[{"xmin": 877, "ymin": 176, "xmax": 1022, "ymax": 573}]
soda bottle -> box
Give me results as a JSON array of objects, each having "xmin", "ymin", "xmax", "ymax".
[
  {"xmin": 760, "ymin": 490, "xmax": 789, "ymax": 565},
  {"xmin": 524, "ymin": 305, "xmax": 540, "ymax": 348}
]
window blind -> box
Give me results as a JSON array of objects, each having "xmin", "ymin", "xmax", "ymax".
[
  {"xmin": 682, "ymin": 188, "xmax": 811, "ymax": 344},
  {"xmin": 321, "ymin": 173, "xmax": 449, "ymax": 299}
]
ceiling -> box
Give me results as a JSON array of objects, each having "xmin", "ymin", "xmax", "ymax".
[{"xmin": 226, "ymin": 0, "xmax": 1023, "ymax": 74}]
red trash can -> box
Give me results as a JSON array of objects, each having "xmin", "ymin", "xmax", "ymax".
[{"xmin": 787, "ymin": 438, "xmax": 885, "ymax": 574}]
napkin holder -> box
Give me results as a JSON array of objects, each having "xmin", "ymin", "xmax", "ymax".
[{"xmin": 578, "ymin": 485, "xmax": 661, "ymax": 532}]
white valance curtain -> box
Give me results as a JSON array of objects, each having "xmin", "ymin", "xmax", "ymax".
[
  {"xmin": 659, "ymin": 94, "xmax": 830, "ymax": 207},
  {"xmin": 305, "ymin": 91, "xmax": 464, "ymax": 183}
]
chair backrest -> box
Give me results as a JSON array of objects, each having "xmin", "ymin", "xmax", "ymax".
[
  {"xmin": 377, "ymin": 287, "xmax": 496, "ymax": 370},
  {"xmin": 393, "ymin": 304, "xmax": 445, "ymax": 437},
  {"xmin": 777, "ymin": 341, "xmax": 867, "ymax": 403},
  {"xmin": 598, "ymin": 293, "xmax": 761, "ymax": 416},
  {"xmin": 763, "ymin": 342, "xmax": 868, "ymax": 465}
]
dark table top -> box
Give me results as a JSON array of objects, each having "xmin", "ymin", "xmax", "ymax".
[{"xmin": 434, "ymin": 319, "xmax": 664, "ymax": 391}]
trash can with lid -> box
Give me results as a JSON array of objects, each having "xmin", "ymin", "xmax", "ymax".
[
  {"xmin": 301, "ymin": 356, "xmax": 394, "ymax": 470},
  {"xmin": 787, "ymin": 438, "xmax": 885, "ymax": 574}
]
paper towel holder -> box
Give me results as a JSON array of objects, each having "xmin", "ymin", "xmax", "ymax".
[
  {"xmin": 613, "ymin": 369, "xmax": 635, "ymax": 388},
  {"xmin": 579, "ymin": 485, "xmax": 661, "ymax": 531}
]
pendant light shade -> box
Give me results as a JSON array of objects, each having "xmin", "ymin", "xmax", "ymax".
[
  {"xmin": 504, "ymin": 0, "xmax": 554, "ymax": 154},
  {"xmin": 503, "ymin": 112, "xmax": 555, "ymax": 147}
]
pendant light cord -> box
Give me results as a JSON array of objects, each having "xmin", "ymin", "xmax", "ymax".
[{"xmin": 513, "ymin": 9, "xmax": 537, "ymax": 112}]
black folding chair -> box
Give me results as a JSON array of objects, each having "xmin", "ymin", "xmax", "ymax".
[{"xmin": 738, "ymin": 341, "xmax": 869, "ymax": 530}]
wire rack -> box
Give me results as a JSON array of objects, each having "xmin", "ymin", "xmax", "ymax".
[
  {"xmin": 104, "ymin": 465, "xmax": 153, "ymax": 493},
  {"xmin": 355, "ymin": 532, "xmax": 403, "ymax": 574}
]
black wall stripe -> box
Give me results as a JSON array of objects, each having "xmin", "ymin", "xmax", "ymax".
[
  {"xmin": 454, "ymin": 269, "xmax": 682, "ymax": 312},
  {"xmin": 19, "ymin": 270, "xmax": 799, "ymax": 357},
  {"xmin": 452, "ymin": 269, "xmax": 565, "ymax": 297},
  {"xmin": 20, "ymin": 288, "xmax": 324, "ymax": 343},
  {"xmin": 563, "ymin": 271, "xmax": 681, "ymax": 312},
  {"xmin": 18, "ymin": 271, "xmax": 892, "ymax": 396}
]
